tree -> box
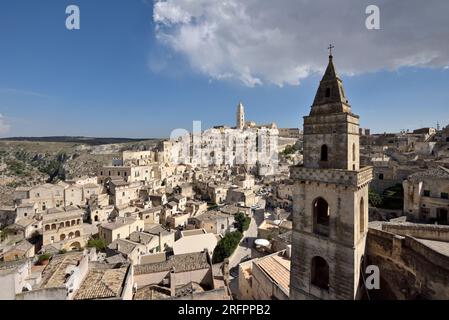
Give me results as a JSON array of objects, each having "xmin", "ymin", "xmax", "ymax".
[
  {"xmin": 381, "ymin": 184, "xmax": 404, "ymax": 210},
  {"xmin": 368, "ymin": 190, "xmax": 383, "ymax": 208},
  {"xmin": 234, "ymin": 212, "xmax": 250, "ymax": 232},
  {"xmin": 38, "ymin": 253, "xmax": 52, "ymax": 265},
  {"xmin": 212, "ymin": 231, "xmax": 243, "ymax": 263},
  {"xmin": 87, "ymin": 238, "xmax": 107, "ymax": 252}
]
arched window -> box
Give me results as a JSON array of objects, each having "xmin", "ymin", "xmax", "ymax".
[
  {"xmin": 59, "ymin": 223, "xmax": 64, "ymax": 228},
  {"xmin": 360, "ymin": 197, "xmax": 365, "ymax": 234},
  {"xmin": 60, "ymin": 234, "xmax": 66, "ymax": 241},
  {"xmin": 77, "ymin": 219, "xmax": 81, "ymax": 225},
  {"xmin": 352, "ymin": 143, "xmax": 356, "ymax": 162},
  {"xmin": 68, "ymin": 232, "xmax": 74, "ymax": 239},
  {"xmin": 94, "ymin": 215, "xmax": 99, "ymax": 222},
  {"xmin": 320, "ymin": 145, "xmax": 328, "ymax": 162},
  {"xmin": 325, "ymin": 88, "xmax": 331, "ymax": 98},
  {"xmin": 65, "ymin": 221, "xmax": 70, "ymax": 227},
  {"xmin": 51, "ymin": 224, "xmax": 56, "ymax": 230},
  {"xmin": 71, "ymin": 220, "xmax": 75, "ymax": 226},
  {"xmin": 75, "ymin": 231, "xmax": 81, "ymax": 237},
  {"xmin": 311, "ymin": 256, "xmax": 329, "ymax": 290},
  {"xmin": 313, "ymin": 197, "xmax": 330, "ymax": 236},
  {"xmin": 378, "ymin": 173, "xmax": 384, "ymax": 180},
  {"xmin": 45, "ymin": 225, "xmax": 50, "ymax": 231}
]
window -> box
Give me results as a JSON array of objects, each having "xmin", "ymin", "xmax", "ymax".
[
  {"xmin": 423, "ymin": 190, "xmax": 430, "ymax": 197},
  {"xmin": 437, "ymin": 209, "xmax": 448, "ymax": 224},
  {"xmin": 378, "ymin": 173, "xmax": 384, "ymax": 180},
  {"xmin": 313, "ymin": 197, "xmax": 330, "ymax": 237},
  {"xmin": 320, "ymin": 145, "xmax": 328, "ymax": 162},
  {"xmin": 359, "ymin": 198, "xmax": 365, "ymax": 234},
  {"xmin": 325, "ymin": 88, "xmax": 331, "ymax": 98},
  {"xmin": 311, "ymin": 256, "xmax": 329, "ymax": 290},
  {"xmin": 441, "ymin": 192, "xmax": 449, "ymax": 200}
]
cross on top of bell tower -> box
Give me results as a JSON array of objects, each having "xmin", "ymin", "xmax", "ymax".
[{"xmin": 328, "ymin": 44, "xmax": 334, "ymax": 57}]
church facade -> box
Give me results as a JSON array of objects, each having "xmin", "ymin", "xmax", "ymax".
[{"xmin": 289, "ymin": 52, "xmax": 373, "ymax": 299}]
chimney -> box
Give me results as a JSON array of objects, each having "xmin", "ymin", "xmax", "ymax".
[
  {"xmin": 286, "ymin": 245, "xmax": 292, "ymax": 259},
  {"xmin": 169, "ymin": 268, "xmax": 176, "ymax": 297},
  {"xmin": 159, "ymin": 231, "xmax": 162, "ymax": 252}
]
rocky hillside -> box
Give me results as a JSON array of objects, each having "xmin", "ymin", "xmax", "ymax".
[{"xmin": 0, "ymin": 139, "xmax": 161, "ymax": 206}]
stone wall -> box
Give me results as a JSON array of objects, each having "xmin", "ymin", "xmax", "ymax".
[
  {"xmin": 366, "ymin": 228, "xmax": 449, "ymax": 299},
  {"xmin": 383, "ymin": 223, "xmax": 449, "ymax": 242}
]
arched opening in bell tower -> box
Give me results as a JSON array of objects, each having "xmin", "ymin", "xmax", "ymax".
[
  {"xmin": 311, "ymin": 256, "xmax": 330, "ymax": 291},
  {"xmin": 313, "ymin": 197, "xmax": 330, "ymax": 236},
  {"xmin": 320, "ymin": 145, "xmax": 328, "ymax": 162}
]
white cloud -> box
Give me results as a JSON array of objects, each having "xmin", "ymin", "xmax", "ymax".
[
  {"xmin": 153, "ymin": 0, "xmax": 449, "ymax": 86},
  {"xmin": 0, "ymin": 114, "xmax": 11, "ymax": 135}
]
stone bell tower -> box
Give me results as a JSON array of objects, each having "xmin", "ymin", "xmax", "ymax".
[
  {"xmin": 289, "ymin": 48, "xmax": 373, "ymax": 300},
  {"xmin": 236, "ymin": 102, "xmax": 245, "ymax": 130}
]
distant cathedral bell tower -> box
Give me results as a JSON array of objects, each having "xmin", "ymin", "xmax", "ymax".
[
  {"xmin": 289, "ymin": 47, "xmax": 373, "ymax": 300},
  {"xmin": 236, "ymin": 102, "xmax": 245, "ymax": 130}
]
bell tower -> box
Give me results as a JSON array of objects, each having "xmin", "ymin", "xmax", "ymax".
[
  {"xmin": 236, "ymin": 102, "xmax": 245, "ymax": 130},
  {"xmin": 289, "ymin": 48, "xmax": 373, "ymax": 300}
]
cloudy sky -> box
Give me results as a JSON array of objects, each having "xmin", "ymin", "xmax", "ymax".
[{"xmin": 0, "ymin": 0, "xmax": 448, "ymax": 137}]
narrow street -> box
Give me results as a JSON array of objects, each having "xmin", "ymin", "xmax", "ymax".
[{"xmin": 227, "ymin": 198, "xmax": 266, "ymax": 298}]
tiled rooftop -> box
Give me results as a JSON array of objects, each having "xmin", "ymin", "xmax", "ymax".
[
  {"xmin": 134, "ymin": 251, "xmax": 210, "ymax": 275},
  {"xmin": 255, "ymin": 253, "xmax": 291, "ymax": 293},
  {"xmin": 40, "ymin": 252, "xmax": 84, "ymax": 289},
  {"xmin": 74, "ymin": 264, "xmax": 130, "ymax": 300}
]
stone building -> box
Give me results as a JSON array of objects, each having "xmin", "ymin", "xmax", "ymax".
[
  {"xmin": 42, "ymin": 207, "xmax": 85, "ymax": 250},
  {"xmin": 238, "ymin": 250, "xmax": 291, "ymax": 300},
  {"xmin": 289, "ymin": 52, "xmax": 373, "ymax": 300},
  {"xmin": 403, "ymin": 166, "xmax": 449, "ymax": 224},
  {"xmin": 14, "ymin": 184, "xmax": 65, "ymax": 213},
  {"xmin": 98, "ymin": 217, "xmax": 145, "ymax": 244}
]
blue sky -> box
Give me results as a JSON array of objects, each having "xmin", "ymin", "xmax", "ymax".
[{"xmin": 0, "ymin": 0, "xmax": 448, "ymax": 138}]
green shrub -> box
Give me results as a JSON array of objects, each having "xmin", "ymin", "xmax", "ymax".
[
  {"xmin": 212, "ymin": 231, "xmax": 243, "ymax": 263},
  {"xmin": 38, "ymin": 253, "xmax": 52, "ymax": 263},
  {"xmin": 368, "ymin": 190, "xmax": 383, "ymax": 207},
  {"xmin": 87, "ymin": 238, "xmax": 107, "ymax": 252},
  {"xmin": 281, "ymin": 144, "xmax": 299, "ymax": 156},
  {"xmin": 234, "ymin": 212, "xmax": 251, "ymax": 232}
]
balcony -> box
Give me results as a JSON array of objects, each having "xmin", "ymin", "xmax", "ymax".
[{"xmin": 290, "ymin": 165, "xmax": 373, "ymax": 187}]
